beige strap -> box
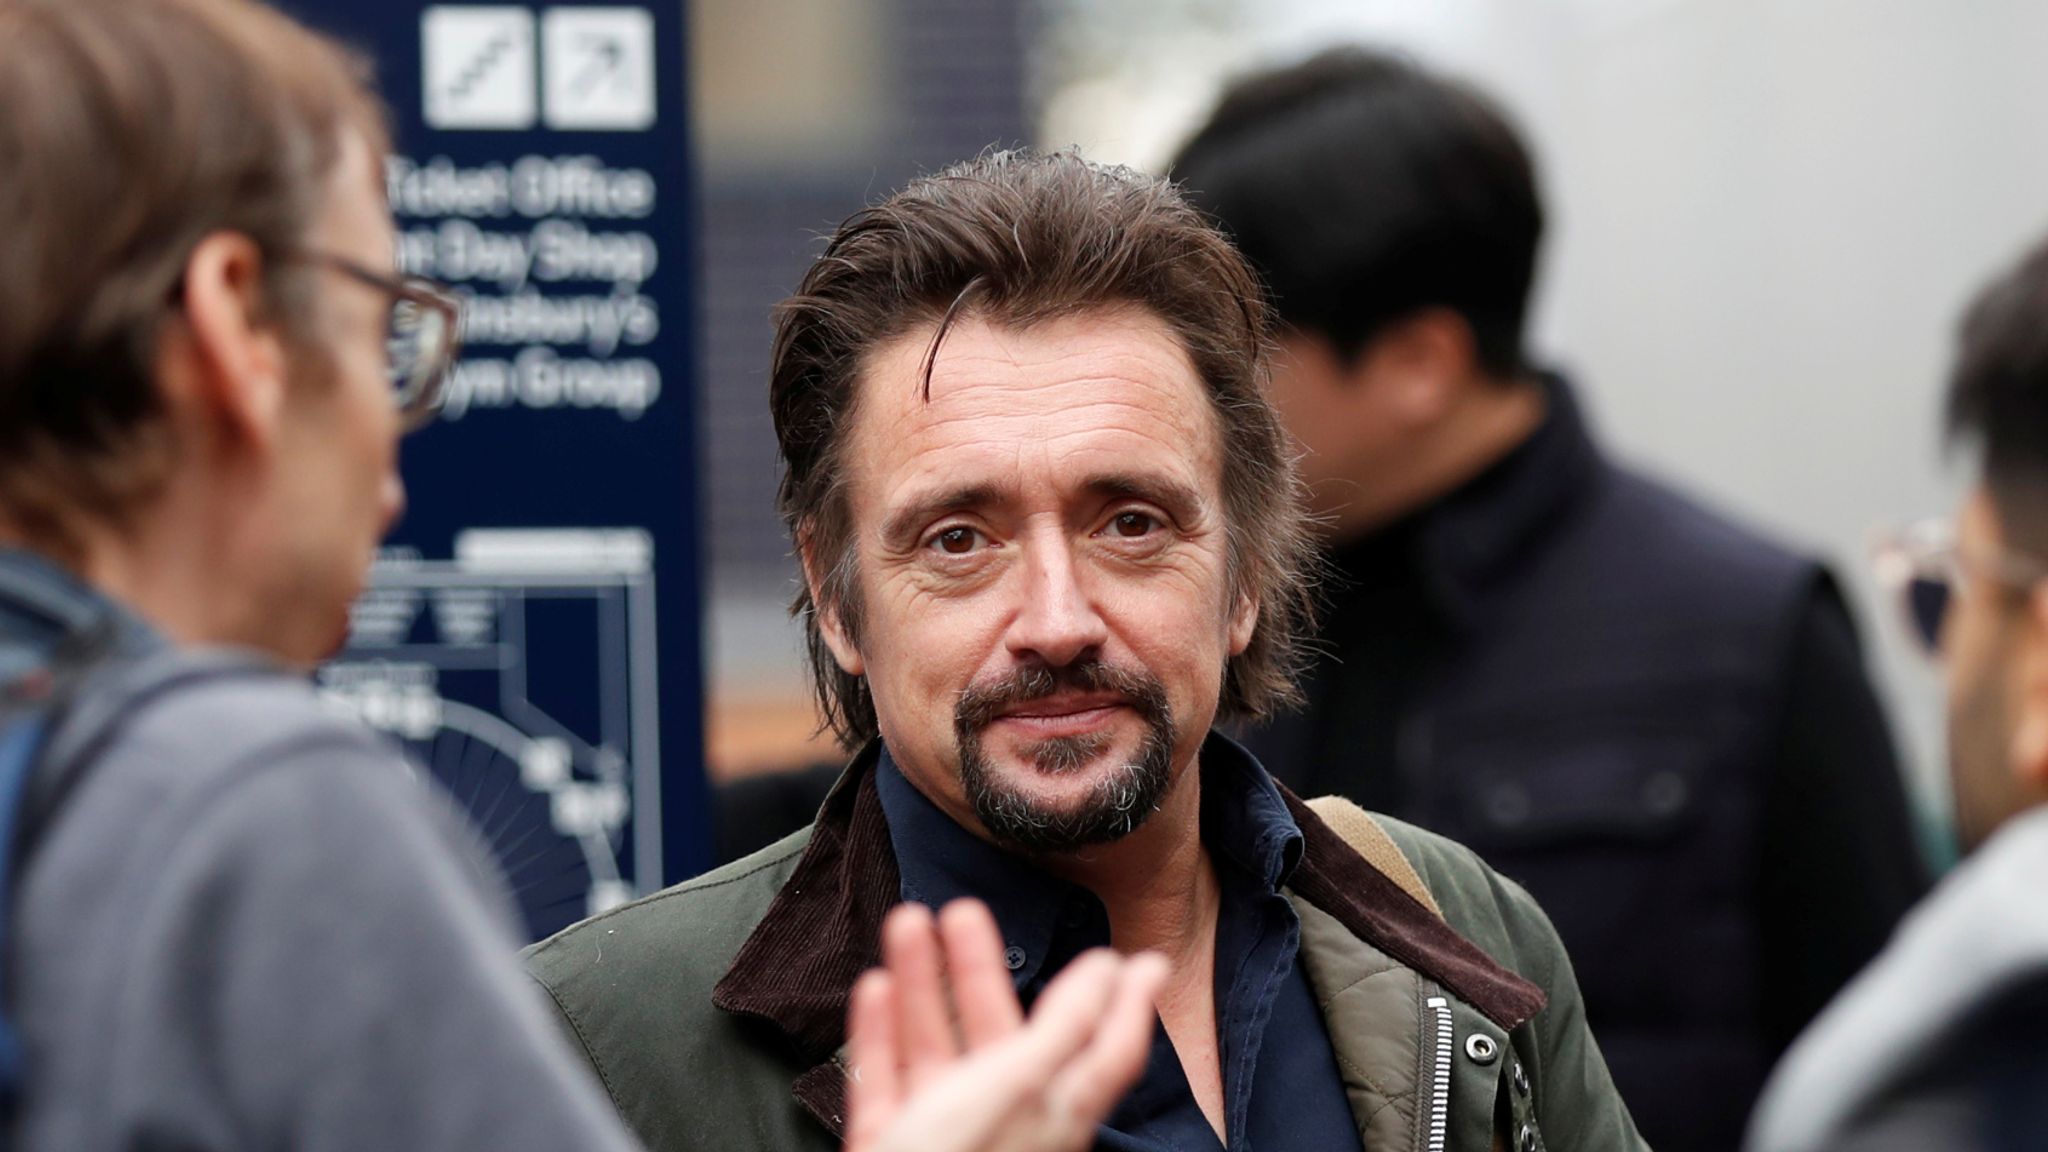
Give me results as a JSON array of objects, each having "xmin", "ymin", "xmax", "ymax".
[{"xmin": 1305, "ymin": 795, "xmax": 1442, "ymax": 917}]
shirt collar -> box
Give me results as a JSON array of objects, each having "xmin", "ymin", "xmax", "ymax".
[
  {"xmin": 1198, "ymin": 732, "xmax": 1305, "ymax": 892},
  {"xmin": 874, "ymin": 733, "xmax": 1306, "ymax": 988},
  {"xmin": 875, "ymin": 748, "xmax": 1072, "ymax": 991}
]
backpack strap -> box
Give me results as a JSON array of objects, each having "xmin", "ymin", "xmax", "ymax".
[
  {"xmin": 1304, "ymin": 794, "xmax": 1442, "ymax": 917},
  {"xmin": 0, "ymin": 642, "xmax": 277, "ymax": 1126},
  {"xmin": 16, "ymin": 648, "xmax": 278, "ymax": 853},
  {"xmin": 0, "ymin": 610, "xmax": 127, "ymax": 1122}
]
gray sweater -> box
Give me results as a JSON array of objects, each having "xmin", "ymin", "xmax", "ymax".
[
  {"xmin": 14, "ymin": 663, "xmax": 644, "ymax": 1151},
  {"xmin": 1748, "ymin": 804, "xmax": 2048, "ymax": 1151}
]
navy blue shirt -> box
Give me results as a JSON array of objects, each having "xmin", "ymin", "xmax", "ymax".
[{"xmin": 875, "ymin": 738, "xmax": 1363, "ymax": 1152}]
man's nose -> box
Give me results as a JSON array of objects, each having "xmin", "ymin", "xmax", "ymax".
[{"xmin": 1005, "ymin": 539, "xmax": 1109, "ymax": 668}]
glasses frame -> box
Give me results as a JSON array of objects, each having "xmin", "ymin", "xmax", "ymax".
[
  {"xmin": 274, "ymin": 247, "xmax": 464, "ymax": 432},
  {"xmin": 162, "ymin": 239, "xmax": 464, "ymax": 432},
  {"xmin": 1870, "ymin": 517, "xmax": 2048, "ymax": 658}
]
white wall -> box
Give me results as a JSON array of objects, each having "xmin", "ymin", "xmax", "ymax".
[{"xmin": 1039, "ymin": 0, "xmax": 2048, "ymax": 807}]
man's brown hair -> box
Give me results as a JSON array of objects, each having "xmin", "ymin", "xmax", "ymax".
[
  {"xmin": 0, "ymin": 0, "xmax": 389, "ymax": 554},
  {"xmin": 770, "ymin": 149, "xmax": 1318, "ymax": 747}
]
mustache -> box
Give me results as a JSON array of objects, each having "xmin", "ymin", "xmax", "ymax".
[{"xmin": 953, "ymin": 661, "xmax": 1170, "ymax": 733}]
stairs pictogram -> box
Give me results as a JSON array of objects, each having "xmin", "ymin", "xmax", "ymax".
[{"xmin": 446, "ymin": 30, "xmax": 518, "ymax": 104}]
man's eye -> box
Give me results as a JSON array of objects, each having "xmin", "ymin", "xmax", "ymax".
[
  {"xmin": 1110, "ymin": 512, "xmax": 1158, "ymax": 538},
  {"xmin": 931, "ymin": 526, "xmax": 980, "ymax": 555}
]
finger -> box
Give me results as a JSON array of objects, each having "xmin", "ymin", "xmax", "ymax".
[
  {"xmin": 862, "ymin": 957, "xmax": 1121, "ymax": 1152},
  {"xmin": 844, "ymin": 970, "xmax": 903, "ymax": 1152},
  {"xmin": 1002, "ymin": 949, "xmax": 1125, "ymax": 1082},
  {"xmin": 937, "ymin": 899, "xmax": 1024, "ymax": 1049},
  {"xmin": 881, "ymin": 903, "xmax": 959, "ymax": 1085},
  {"xmin": 858, "ymin": 1040, "xmax": 1061, "ymax": 1152},
  {"xmin": 1048, "ymin": 951, "xmax": 1168, "ymax": 1126}
]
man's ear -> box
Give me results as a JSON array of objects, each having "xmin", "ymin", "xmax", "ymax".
[
  {"xmin": 1227, "ymin": 589, "xmax": 1259, "ymax": 657},
  {"xmin": 161, "ymin": 232, "xmax": 291, "ymax": 450},
  {"xmin": 799, "ymin": 529, "xmax": 865, "ymax": 677},
  {"xmin": 1352, "ymin": 308, "xmax": 1478, "ymax": 424},
  {"xmin": 2011, "ymin": 589, "xmax": 2048, "ymax": 797}
]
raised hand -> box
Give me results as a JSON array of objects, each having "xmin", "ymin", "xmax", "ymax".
[{"xmin": 843, "ymin": 899, "xmax": 1167, "ymax": 1152}]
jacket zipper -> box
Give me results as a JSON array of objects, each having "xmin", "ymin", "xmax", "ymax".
[{"xmin": 1424, "ymin": 996, "xmax": 1454, "ymax": 1152}]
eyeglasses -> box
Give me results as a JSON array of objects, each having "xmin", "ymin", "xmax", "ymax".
[
  {"xmin": 276, "ymin": 249, "xmax": 463, "ymax": 432},
  {"xmin": 1870, "ymin": 518, "xmax": 2048, "ymax": 657}
]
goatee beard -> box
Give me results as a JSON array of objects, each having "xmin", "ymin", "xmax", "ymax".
[{"xmin": 953, "ymin": 661, "xmax": 1176, "ymax": 854}]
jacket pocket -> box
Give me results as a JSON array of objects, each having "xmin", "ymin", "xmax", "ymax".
[{"xmin": 1441, "ymin": 723, "xmax": 1714, "ymax": 851}]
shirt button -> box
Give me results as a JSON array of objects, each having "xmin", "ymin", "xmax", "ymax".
[
  {"xmin": 1464, "ymin": 1033, "xmax": 1500, "ymax": 1065},
  {"xmin": 1513, "ymin": 1062, "xmax": 1530, "ymax": 1097},
  {"xmin": 1003, "ymin": 945, "xmax": 1027, "ymax": 971},
  {"xmin": 1519, "ymin": 1123, "xmax": 1538, "ymax": 1152}
]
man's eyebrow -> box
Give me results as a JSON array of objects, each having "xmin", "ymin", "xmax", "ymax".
[
  {"xmin": 1081, "ymin": 473, "xmax": 1205, "ymax": 520},
  {"xmin": 880, "ymin": 483, "xmax": 1005, "ymax": 548}
]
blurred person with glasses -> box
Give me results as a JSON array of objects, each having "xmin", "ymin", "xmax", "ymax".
[
  {"xmin": 0, "ymin": 2, "xmax": 1157, "ymax": 1151},
  {"xmin": 1748, "ymin": 238, "xmax": 2048, "ymax": 1151}
]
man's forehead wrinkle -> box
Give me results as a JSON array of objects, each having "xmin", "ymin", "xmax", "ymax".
[
  {"xmin": 884, "ymin": 409, "xmax": 1212, "ymax": 486},
  {"xmin": 922, "ymin": 347, "xmax": 1194, "ymax": 401},
  {"xmin": 861, "ymin": 313, "xmax": 1207, "ymax": 417},
  {"xmin": 859, "ymin": 379, "xmax": 1219, "ymax": 489},
  {"xmin": 894, "ymin": 391, "xmax": 1208, "ymax": 446},
  {"xmin": 847, "ymin": 310, "xmax": 1230, "ymax": 541},
  {"xmin": 917, "ymin": 311, "xmax": 1198, "ymax": 387}
]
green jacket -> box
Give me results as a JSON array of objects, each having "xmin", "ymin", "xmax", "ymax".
[{"xmin": 525, "ymin": 745, "xmax": 1647, "ymax": 1152}]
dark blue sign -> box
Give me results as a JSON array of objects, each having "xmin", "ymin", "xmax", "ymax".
[{"xmin": 286, "ymin": 0, "xmax": 706, "ymax": 939}]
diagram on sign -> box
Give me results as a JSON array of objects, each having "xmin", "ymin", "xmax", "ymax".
[
  {"xmin": 423, "ymin": 5, "xmax": 656, "ymax": 132},
  {"xmin": 319, "ymin": 528, "xmax": 661, "ymax": 941}
]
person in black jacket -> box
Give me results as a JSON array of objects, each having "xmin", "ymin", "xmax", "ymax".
[{"xmin": 1167, "ymin": 47, "xmax": 1928, "ymax": 1152}]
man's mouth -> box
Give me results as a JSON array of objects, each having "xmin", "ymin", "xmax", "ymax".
[{"xmin": 990, "ymin": 694, "xmax": 1129, "ymax": 740}]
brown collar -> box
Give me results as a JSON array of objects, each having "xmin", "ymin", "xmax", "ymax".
[{"xmin": 711, "ymin": 741, "xmax": 1545, "ymax": 1136}]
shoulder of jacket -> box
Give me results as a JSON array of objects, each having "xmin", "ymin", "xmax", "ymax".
[
  {"xmin": 1597, "ymin": 465, "xmax": 1821, "ymax": 583},
  {"xmin": 523, "ymin": 826, "xmax": 814, "ymax": 998},
  {"xmin": 519, "ymin": 828, "xmax": 827, "ymax": 1149},
  {"xmin": 1367, "ymin": 811, "xmax": 1499, "ymax": 892},
  {"xmin": 93, "ymin": 647, "xmax": 351, "ymax": 732},
  {"xmin": 90, "ymin": 662, "xmax": 393, "ymax": 797},
  {"xmin": 1368, "ymin": 813, "xmax": 1571, "ymax": 978}
]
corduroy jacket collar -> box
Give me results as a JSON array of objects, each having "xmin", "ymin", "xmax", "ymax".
[{"xmin": 710, "ymin": 737, "xmax": 1546, "ymax": 1135}]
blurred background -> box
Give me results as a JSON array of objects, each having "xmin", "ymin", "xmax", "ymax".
[{"xmin": 696, "ymin": 0, "xmax": 2048, "ymax": 824}]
